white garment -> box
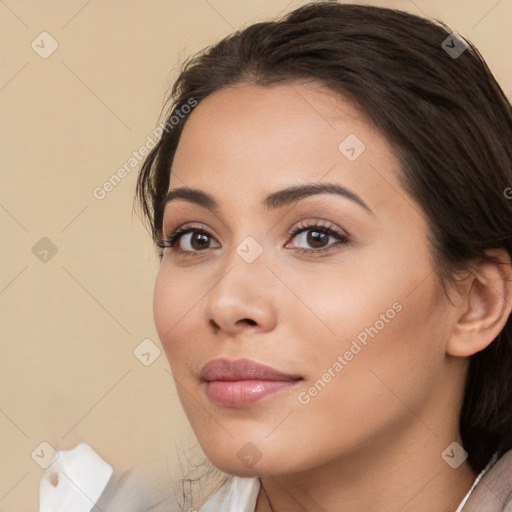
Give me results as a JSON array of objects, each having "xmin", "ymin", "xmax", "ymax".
[
  {"xmin": 38, "ymin": 443, "xmax": 177, "ymax": 512},
  {"xmin": 199, "ymin": 453, "xmax": 499, "ymax": 512},
  {"xmin": 39, "ymin": 443, "xmax": 113, "ymax": 512},
  {"xmin": 453, "ymin": 452, "xmax": 498, "ymax": 512}
]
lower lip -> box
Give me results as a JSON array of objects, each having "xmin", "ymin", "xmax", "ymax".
[{"xmin": 205, "ymin": 379, "xmax": 299, "ymax": 408}]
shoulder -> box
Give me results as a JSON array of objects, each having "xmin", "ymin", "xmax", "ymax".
[
  {"xmin": 198, "ymin": 475, "xmax": 261, "ymax": 512},
  {"xmin": 464, "ymin": 449, "xmax": 512, "ymax": 511}
]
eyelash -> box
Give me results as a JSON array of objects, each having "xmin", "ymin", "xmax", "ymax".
[{"xmin": 156, "ymin": 220, "xmax": 349, "ymax": 257}]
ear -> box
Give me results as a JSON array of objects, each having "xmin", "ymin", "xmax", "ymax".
[{"xmin": 447, "ymin": 248, "xmax": 512, "ymax": 357}]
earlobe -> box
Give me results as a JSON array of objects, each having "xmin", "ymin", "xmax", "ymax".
[{"xmin": 446, "ymin": 248, "xmax": 512, "ymax": 358}]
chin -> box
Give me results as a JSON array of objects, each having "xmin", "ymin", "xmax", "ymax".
[{"xmin": 200, "ymin": 441, "xmax": 297, "ymax": 478}]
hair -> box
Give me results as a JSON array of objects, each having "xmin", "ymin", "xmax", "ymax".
[{"xmin": 135, "ymin": 0, "xmax": 512, "ymax": 490}]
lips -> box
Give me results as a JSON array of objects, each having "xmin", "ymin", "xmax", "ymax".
[{"xmin": 199, "ymin": 358, "xmax": 302, "ymax": 408}]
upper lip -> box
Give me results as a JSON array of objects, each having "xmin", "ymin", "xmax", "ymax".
[{"xmin": 199, "ymin": 358, "xmax": 302, "ymax": 382}]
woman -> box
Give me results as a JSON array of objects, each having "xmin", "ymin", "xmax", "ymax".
[
  {"xmin": 39, "ymin": 1, "xmax": 512, "ymax": 511},
  {"xmin": 136, "ymin": 1, "xmax": 512, "ymax": 510}
]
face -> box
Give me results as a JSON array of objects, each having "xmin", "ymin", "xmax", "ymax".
[{"xmin": 153, "ymin": 81, "xmax": 461, "ymax": 477}]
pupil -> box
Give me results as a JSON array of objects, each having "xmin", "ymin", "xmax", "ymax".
[
  {"xmin": 192, "ymin": 232, "xmax": 209, "ymax": 250},
  {"xmin": 308, "ymin": 231, "xmax": 327, "ymax": 248}
]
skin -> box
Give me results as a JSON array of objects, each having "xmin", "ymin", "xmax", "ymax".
[{"xmin": 153, "ymin": 81, "xmax": 512, "ymax": 512}]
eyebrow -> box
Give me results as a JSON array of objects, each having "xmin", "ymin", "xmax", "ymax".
[{"xmin": 161, "ymin": 182, "xmax": 374, "ymax": 215}]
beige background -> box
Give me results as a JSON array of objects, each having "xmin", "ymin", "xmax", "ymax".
[{"xmin": 1, "ymin": 0, "xmax": 510, "ymax": 510}]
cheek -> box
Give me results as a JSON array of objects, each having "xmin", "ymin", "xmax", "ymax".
[
  {"xmin": 153, "ymin": 268, "xmax": 173, "ymax": 349},
  {"xmin": 305, "ymin": 274, "xmax": 446, "ymax": 415},
  {"xmin": 287, "ymin": 250, "xmax": 446, "ymax": 395},
  {"xmin": 278, "ymin": 278, "xmax": 447, "ymax": 458},
  {"xmin": 279, "ymin": 256, "xmax": 405, "ymax": 361},
  {"xmin": 153, "ymin": 264, "xmax": 201, "ymax": 368}
]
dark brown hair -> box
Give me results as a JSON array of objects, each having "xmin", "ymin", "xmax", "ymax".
[{"xmin": 135, "ymin": 1, "xmax": 512, "ymax": 474}]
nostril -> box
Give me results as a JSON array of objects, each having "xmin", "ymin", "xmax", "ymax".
[{"xmin": 209, "ymin": 318, "xmax": 257, "ymax": 330}]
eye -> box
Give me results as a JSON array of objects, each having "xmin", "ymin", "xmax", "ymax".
[
  {"xmin": 285, "ymin": 220, "xmax": 349, "ymax": 255},
  {"xmin": 157, "ymin": 220, "xmax": 349, "ymax": 257},
  {"xmin": 157, "ymin": 224, "xmax": 220, "ymax": 255}
]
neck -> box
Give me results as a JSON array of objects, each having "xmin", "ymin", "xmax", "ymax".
[{"xmin": 255, "ymin": 425, "xmax": 478, "ymax": 512}]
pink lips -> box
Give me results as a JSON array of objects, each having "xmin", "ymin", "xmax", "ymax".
[{"xmin": 200, "ymin": 358, "xmax": 302, "ymax": 408}]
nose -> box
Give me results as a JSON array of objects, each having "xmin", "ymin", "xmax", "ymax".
[{"xmin": 203, "ymin": 244, "xmax": 278, "ymax": 336}]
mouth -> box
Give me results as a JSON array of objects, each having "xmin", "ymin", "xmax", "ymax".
[{"xmin": 199, "ymin": 358, "xmax": 303, "ymax": 408}]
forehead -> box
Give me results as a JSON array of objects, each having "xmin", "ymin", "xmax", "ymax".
[{"xmin": 168, "ymin": 82, "xmax": 403, "ymax": 216}]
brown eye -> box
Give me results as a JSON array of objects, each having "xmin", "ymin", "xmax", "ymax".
[
  {"xmin": 186, "ymin": 232, "xmax": 212, "ymax": 251},
  {"xmin": 305, "ymin": 230, "xmax": 330, "ymax": 249},
  {"xmin": 157, "ymin": 227, "xmax": 220, "ymax": 254},
  {"xmin": 287, "ymin": 221, "xmax": 349, "ymax": 255}
]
